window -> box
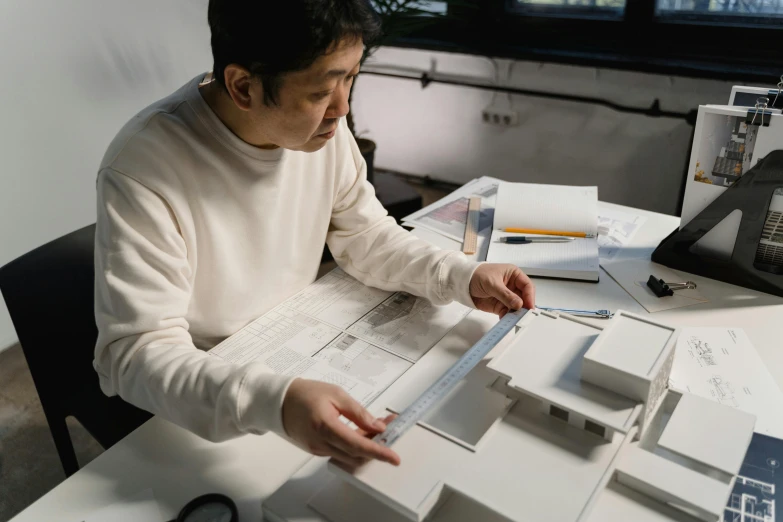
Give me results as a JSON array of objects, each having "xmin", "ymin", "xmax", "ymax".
[
  {"xmin": 584, "ymin": 420, "xmax": 607, "ymax": 438},
  {"xmin": 510, "ymin": 0, "xmax": 626, "ymax": 18},
  {"xmin": 657, "ymin": 0, "xmax": 783, "ymax": 21},
  {"xmin": 549, "ymin": 405, "xmax": 570, "ymax": 422},
  {"xmin": 371, "ymin": 1, "xmax": 447, "ymax": 15},
  {"xmin": 385, "ymin": 1, "xmax": 782, "ymax": 82},
  {"xmin": 419, "ymin": 1, "xmax": 448, "ymax": 14}
]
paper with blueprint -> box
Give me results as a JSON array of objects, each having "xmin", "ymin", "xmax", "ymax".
[
  {"xmin": 669, "ymin": 327, "xmax": 783, "ymax": 439},
  {"xmin": 345, "ymin": 292, "xmax": 470, "ymax": 361},
  {"xmin": 309, "ymin": 334, "xmax": 412, "ymax": 406},
  {"xmin": 210, "ymin": 268, "xmax": 470, "ymax": 406},
  {"xmin": 282, "ymin": 268, "xmax": 392, "ymax": 329},
  {"xmin": 401, "ymin": 176, "xmax": 500, "ymax": 242},
  {"xmin": 597, "ymin": 208, "xmax": 647, "ymax": 261},
  {"xmin": 209, "ymin": 306, "xmax": 341, "ymax": 368},
  {"xmin": 486, "ymin": 182, "xmax": 600, "ymax": 281}
]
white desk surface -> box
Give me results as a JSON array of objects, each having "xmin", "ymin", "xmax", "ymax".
[{"xmin": 11, "ymin": 201, "xmax": 783, "ymax": 522}]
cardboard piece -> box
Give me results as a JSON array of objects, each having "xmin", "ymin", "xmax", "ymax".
[{"xmin": 601, "ymin": 259, "xmax": 708, "ymax": 313}]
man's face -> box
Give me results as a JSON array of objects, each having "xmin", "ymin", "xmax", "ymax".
[{"xmin": 249, "ymin": 38, "xmax": 364, "ymax": 152}]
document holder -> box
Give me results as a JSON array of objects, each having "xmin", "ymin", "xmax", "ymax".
[{"xmin": 652, "ymin": 150, "xmax": 783, "ymax": 298}]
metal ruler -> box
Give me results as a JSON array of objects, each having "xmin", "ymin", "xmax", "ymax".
[
  {"xmin": 374, "ymin": 308, "xmax": 529, "ymax": 447},
  {"xmin": 462, "ymin": 197, "xmax": 481, "ymax": 255}
]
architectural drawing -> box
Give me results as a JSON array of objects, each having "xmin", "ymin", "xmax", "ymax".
[
  {"xmin": 209, "ymin": 305, "xmax": 341, "ymax": 366},
  {"xmin": 684, "ymin": 336, "xmax": 718, "ymax": 368},
  {"xmin": 282, "ymin": 268, "xmax": 471, "ymax": 363},
  {"xmin": 360, "ymin": 292, "xmax": 417, "ymax": 328},
  {"xmin": 725, "ymin": 475, "xmax": 775, "ymax": 522},
  {"xmin": 723, "ymin": 432, "xmax": 782, "ymax": 522},
  {"xmin": 708, "ymin": 375, "xmax": 740, "ymax": 408},
  {"xmin": 596, "ymin": 209, "xmax": 647, "ymax": 260},
  {"xmin": 282, "ymin": 268, "xmax": 392, "ymax": 329},
  {"xmin": 263, "ymin": 310, "xmax": 758, "ymax": 522},
  {"xmin": 312, "ymin": 334, "xmax": 412, "ymax": 393},
  {"xmin": 208, "ymin": 268, "xmax": 467, "ymax": 406},
  {"xmin": 347, "ymin": 293, "xmax": 471, "ymax": 362},
  {"xmin": 668, "ymin": 328, "xmax": 783, "ymax": 439}
]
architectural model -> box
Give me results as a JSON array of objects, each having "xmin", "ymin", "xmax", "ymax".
[{"xmin": 263, "ymin": 310, "xmax": 757, "ymax": 522}]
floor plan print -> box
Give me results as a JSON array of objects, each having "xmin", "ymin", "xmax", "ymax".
[
  {"xmin": 347, "ymin": 293, "xmax": 471, "ymax": 361},
  {"xmin": 209, "ymin": 269, "xmax": 461, "ymax": 407},
  {"xmin": 312, "ymin": 333, "xmax": 412, "ymax": 403},
  {"xmin": 723, "ymin": 433, "xmax": 781, "ymax": 522},
  {"xmin": 283, "ymin": 268, "xmax": 392, "ymax": 329}
]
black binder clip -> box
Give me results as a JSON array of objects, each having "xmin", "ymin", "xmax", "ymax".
[
  {"xmin": 647, "ymin": 275, "xmax": 697, "ymax": 297},
  {"xmin": 746, "ymin": 97, "xmax": 772, "ymax": 127}
]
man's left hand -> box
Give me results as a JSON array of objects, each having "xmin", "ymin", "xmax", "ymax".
[{"xmin": 469, "ymin": 264, "xmax": 535, "ymax": 317}]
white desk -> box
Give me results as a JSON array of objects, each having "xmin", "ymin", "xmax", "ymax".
[{"xmin": 11, "ymin": 202, "xmax": 783, "ymax": 522}]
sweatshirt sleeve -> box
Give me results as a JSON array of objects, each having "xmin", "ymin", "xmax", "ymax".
[
  {"xmin": 94, "ymin": 169, "xmax": 294, "ymax": 442},
  {"xmin": 326, "ymin": 122, "xmax": 481, "ymax": 308}
]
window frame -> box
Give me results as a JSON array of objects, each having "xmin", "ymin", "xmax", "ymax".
[{"xmin": 385, "ymin": 0, "xmax": 783, "ymax": 82}]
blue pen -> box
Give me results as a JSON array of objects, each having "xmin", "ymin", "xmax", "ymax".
[
  {"xmin": 501, "ymin": 236, "xmax": 574, "ymax": 244},
  {"xmin": 539, "ymin": 307, "xmax": 614, "ymax": 319}
]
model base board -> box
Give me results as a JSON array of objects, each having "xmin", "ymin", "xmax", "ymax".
[{"xmin": 263, "ymin": 310, "xmax": 755, "ymax": 522}]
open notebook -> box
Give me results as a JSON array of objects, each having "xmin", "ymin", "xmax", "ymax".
[{"xmin": 486, "ymin": 182, "xmax": 600, "ymax": 282}]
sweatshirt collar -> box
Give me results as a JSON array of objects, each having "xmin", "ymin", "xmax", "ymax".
[{"xmin": 186, "ymin": 73, "xmax": 285, "ymax": 163}]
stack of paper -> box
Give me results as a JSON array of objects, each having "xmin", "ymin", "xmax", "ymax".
[
  {"xmin": 209, "ymin": 268, "xmax": 470, "ymax": 407},
  {"xmin": 401, "ymin": 176, "xmax": 500, "ymax": 242},
  {"xmin": 401, "ymin": 177, "xmax": 648, "ymax": 266},
  {"xmin": 486, "ymin": 182, "xmax": 600, "ymax": 282}
]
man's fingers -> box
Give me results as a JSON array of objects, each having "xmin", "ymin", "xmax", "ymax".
[
  {"xmin": 333, "ymin": 393, "xmax": 386, "ymax": 434},
  {"xmin": 326, "ymin": 442, "xmax": 365, "ymax": 468},
  {"xmin": 326, "ymin": 419, "xmax": 401, "ymax": 465},
  {"xmin": 380, "ymin": 413, "xmax": 397, "ymax": 425},
  {"xmin": 490, "ymin": 280, "xmax": 524, "ymax": 311},
  {"xmin": 491, "ymin": 299, "xmax": 509, "ymax": 317},
  {"xmin": 512, "ymin": 269, "xmax": 536, "ymax": 308},
  {"xmin": 355, "ymin": 414, "xmax": 397, "ymax": 437},
  {"xmin": 354, "ymin": 412, "xmax": 398, "ymax": 437}
]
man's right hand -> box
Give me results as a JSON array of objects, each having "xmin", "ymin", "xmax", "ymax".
[{"xmin": 281, "ymin": 378, "xmax": 401, "ymax": 467}]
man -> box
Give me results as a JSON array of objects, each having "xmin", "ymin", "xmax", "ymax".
[{"xmin": 94, "ymin": 0, "xmax": 535, "ymax": 468}]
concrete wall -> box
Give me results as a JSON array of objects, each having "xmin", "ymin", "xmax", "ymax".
[{"xmin": 351, "ymin": 47, "xmax": 742, "ymax": 215}]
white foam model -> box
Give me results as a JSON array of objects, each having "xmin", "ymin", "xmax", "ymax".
[
  {"xmin": 262, "ymin": 310, "xmax": 756, "ymax": 522},
  {"xmin": 580, "ymin": 311, "xmax": 677, "ymax": 435}
]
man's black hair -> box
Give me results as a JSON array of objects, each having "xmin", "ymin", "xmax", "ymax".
[{"xmin": 208, "ymin": 0, "xmax": 380, "ymax": 106}]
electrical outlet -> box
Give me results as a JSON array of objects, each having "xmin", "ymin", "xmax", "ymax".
[{"xmin": 482, "ymin": 107, "xmax": 519, "ymax": 127}]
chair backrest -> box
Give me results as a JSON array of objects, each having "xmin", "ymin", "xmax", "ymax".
[
  {"xmin": 0, "ymin": 224, "xmax": 150, "ymax": 447},
  {"xmin": 0, "ymin": 224, "xmax": 98, "ymax": 408}
]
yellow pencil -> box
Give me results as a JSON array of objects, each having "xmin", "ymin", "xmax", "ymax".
[{"xmin": 504, "ymin": 228, "xmax": 591, "ymax": 238}]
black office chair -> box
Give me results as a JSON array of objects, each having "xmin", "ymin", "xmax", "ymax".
[{"xmin": 0, "ymin": 224, "xmax": 152, "ymax": 476}]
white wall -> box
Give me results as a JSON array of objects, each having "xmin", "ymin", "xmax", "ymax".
[
  {"xmin": 351, "ymin": 48, "xmax": 742, "ymax": 215},
  {"xmin": 0, "ymin": 0, "xmax": 212, "ymax": 352}
]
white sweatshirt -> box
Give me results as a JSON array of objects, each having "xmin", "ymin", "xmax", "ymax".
[{"xmin": 94, "ymin": 74, "xmax": 480, "ymax": 442}]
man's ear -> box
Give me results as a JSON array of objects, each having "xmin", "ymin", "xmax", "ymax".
[{"xmin": 223, "ymin": 64, "xmax": 258, "ymax": 111}]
